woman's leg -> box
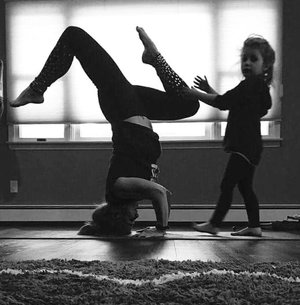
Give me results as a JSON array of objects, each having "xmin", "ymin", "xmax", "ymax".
[
  {"xmin": 11, "ymin": 26, "xmax": 139, "ymax": 115},
  {"xmin": 134, "ymin": 85, "xmax": 199, "ymax": 120},
  {"xmin": 136, "ymin": 27, "xmax": 199, "ymax": 120}
]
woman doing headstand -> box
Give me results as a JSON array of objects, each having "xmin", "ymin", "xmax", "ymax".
[{"xmin": 10, "ymin": 26, "xmax": 199, "ymax": 237}]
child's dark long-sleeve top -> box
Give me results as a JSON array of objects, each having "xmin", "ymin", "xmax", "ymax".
[{"xmin": 212, "ymin": 77, "xmax": 272, "ymax": 165}]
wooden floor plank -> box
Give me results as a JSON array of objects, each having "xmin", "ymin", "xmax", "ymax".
[
  {"xmin": 0, "ymin": 226, "xmax": 299, "ymax": 240},
  {"xmin": 0, "ymin": 225, "xmax": 299, "ymax": 262}
]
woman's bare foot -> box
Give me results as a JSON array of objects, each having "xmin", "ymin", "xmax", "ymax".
[
  {"xmin": 192, "ymin": 222, "xmax": 219, "ymax": 235},
  {"xmin": 136, "ymin": 26, "xmax": 160, "ymax": 65},
  {"xmin": 231, "ymin": 227, "xmax": 262, "ymax": 237},
  {"xmin": 10, "ymin": 86, "xmax": 44, "ymax": 107}
]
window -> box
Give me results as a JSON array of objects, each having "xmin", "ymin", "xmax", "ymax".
[{"xmin": 5, "ymin": 0, "xmax": 282, "ymax": 143}]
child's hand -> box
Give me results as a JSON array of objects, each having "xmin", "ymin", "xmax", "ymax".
[
  {"xmin": 194, "ymin": 75, "xmax": 210, "ymax": 92},
  {"xmin": 133, "ymin": 226, "xmax": 166, "ymax": 238}
]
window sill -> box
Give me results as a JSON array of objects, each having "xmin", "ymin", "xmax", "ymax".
[{"xmin": 7, "ymin": 138, "xmax": 282, "ymax": 150}]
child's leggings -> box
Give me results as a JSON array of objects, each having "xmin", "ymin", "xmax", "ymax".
[
  {"xmin": 210, "ymin": 153, "xmax": 260, "ymax": 228},
  {"xmin": 30, "ymin": 26, "xmax": 199, "ymax": 123}
]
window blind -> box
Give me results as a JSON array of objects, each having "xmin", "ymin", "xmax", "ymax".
[{"xmin": 5, "ymin": 0, "xmax": 281, "ymax": 124}]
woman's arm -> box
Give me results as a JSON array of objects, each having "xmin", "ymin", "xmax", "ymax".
[{"xmin": 113, "ymin": 177, "xmax": 171, "ymax": 237}]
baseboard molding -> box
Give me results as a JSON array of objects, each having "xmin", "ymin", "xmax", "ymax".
[{"xmin": 0, "ymin": 204, "xmax": 299, "ymax": 222}]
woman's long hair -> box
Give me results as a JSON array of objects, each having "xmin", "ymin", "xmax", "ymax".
[{"xmin": 91, "ymin": 202, "xmax": 134, "ymax": 235}]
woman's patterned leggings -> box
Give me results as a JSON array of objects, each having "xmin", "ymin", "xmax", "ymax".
[{"xmin": 30, "ymin": 26, "xmax": 199, "ymax": 122}]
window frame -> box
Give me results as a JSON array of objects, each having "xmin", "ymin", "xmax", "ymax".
[
  {"xmin": 8, "ymin": 120, "xmax": 282, "ymax": 145},
  {"xmin": 5, "ymin": 0, "xmax": 282, "ymax": 147}
]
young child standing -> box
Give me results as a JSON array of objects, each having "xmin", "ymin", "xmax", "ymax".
[{"xmin": 184, "ymin": 36, "xmax": 275, "ymax": 236}]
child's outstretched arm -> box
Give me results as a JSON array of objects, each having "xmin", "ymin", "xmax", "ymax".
[
  {"xmin": 182, "ymin": 86, "xmax": 218, "ymax": 108},
  {"xmin": 181, "ymin": 75, "xmax": 220, "ymax": 108}
]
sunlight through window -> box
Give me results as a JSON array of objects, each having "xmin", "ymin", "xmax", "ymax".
[
  {"xmin": 221, "ymin": 121, "xmax": 270, "ymax": 137},
  {"xmin": 153, "ymin": 122, "xmax": 207, "ymax": 141},
  {"xmin": 19, "ymin": 124, "xmax": 65, "ymax": 139},
  {"xmin": 5, "ymin": 0, "xmax": 281, "ymax": 142},
  {"xmin": 79, "ymin": 123, "xmax": 112, "ymax": 139}
]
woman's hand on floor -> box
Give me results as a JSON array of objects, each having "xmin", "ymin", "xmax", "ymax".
[{"xmin": 133, "ymin": 226, "xmax": 166, "ymax": 238}]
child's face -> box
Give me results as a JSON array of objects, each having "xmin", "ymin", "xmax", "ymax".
[{"xmin": 241, "ymin": 47, "xmax": 264, "ymax": 79}]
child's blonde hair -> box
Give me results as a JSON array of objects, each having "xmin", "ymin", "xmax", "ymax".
[{"xmin": 242, "ymin": 35, "xmax": 275, "ymax": 86}]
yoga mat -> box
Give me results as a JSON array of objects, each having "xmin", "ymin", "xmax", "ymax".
[{"xmin": 0, "ymin": 227, "xmax": 300, "ymax": 240}]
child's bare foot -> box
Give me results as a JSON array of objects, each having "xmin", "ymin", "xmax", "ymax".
[
  {"xmin": 136, "ymin": 26, "xmax": 160, "ymax": 65},
  {"xmin": 10, "ymin": 86, "xmax": 44, "ymax": 107},
  {"xmin": 231, "ymin": 227, "xmax": 262, "ymax": 237},
  {"xmin": 192, "ymin": 222, "xmax": 219, "ymax": 235}
]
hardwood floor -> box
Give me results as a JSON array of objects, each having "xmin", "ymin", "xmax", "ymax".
[{"xmin": 0, "ymin": 223, "xmax": 299, "ymax": 262}]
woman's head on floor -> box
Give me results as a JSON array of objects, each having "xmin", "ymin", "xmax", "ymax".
[{"xmin": 78, "ymin": 201, "xmax": 139, "ymax": 236}]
